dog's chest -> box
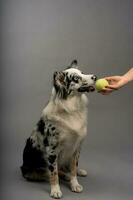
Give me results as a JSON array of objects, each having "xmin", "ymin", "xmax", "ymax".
[
  {"xmin": 57, "ymin": 112, "xmax": 87, "ymax": 164},
  {"xmin": 58, "ymin": 125, "xmax": 86, "ymax": 166},
  {"xmin": 43, "ymin": 94, "xmax": 88, "ymax": 163},
  {"xmin": 64, "ymin": 111, "xmax": 87, "ymax": 135},
  {"xmin": 57, "ymin": 95, "xmax": 88, "ymax": 136}
]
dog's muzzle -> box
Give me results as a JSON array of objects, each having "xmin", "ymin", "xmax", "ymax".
[
  {"xmin": 78, "ymin": 75, "xmax": 97, "ymax": 93},
  {"xmin": 78, "ymin": 85, "xmax": 95, "ymax": 93}
]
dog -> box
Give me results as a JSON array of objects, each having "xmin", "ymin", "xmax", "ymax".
[{"xmin": 21, "ymin": 60, "xmax": 97, "ymax": 199}]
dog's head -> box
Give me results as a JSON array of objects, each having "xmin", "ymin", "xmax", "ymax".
[{"xmin": 53, "ymin": 60, "xmax": 97, "ymax": 99}]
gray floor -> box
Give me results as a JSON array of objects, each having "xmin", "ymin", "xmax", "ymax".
[{"xmin": 2, "ymin": 151, "xmax": 133, "ymax": 200}]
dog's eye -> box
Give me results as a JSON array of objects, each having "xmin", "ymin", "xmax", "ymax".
[{"xmin": 72, "ymin": 76, "xmax": 80, "ymax": 83}]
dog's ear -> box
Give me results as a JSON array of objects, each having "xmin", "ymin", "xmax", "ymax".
[
  {"xmin": 71, "ymin": 60, "xmax": 78, "ymax": 68},
  {"xmin": 53, "ymin": 71, "xmax": 65, "ymax": 86}
]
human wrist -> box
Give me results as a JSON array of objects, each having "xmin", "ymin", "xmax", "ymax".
[
  {"xmin": 123, "ymin": 68, "xmax": 133, "ymax": 83},
  {"xmin": 122, "ymin": 74, "xmax": 131, "ymax": 84}
]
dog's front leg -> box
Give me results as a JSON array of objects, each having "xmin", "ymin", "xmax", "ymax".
[
  {"xmin": 49, "ymin": 162, "xmax": 62, "ymax": 199},
  {"xmin": 46, "ymin": 148, "xmax": 62, "ymax": 199},
  {"xmin": 70, "ymin": 151, "xmax": 83, "ymax": 193}
]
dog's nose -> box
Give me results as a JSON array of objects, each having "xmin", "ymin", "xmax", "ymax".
[{"xmin": 91, "ymin": 75, "xmax": 97, "ymax": 81}]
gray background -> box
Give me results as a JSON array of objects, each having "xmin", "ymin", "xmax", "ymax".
[{"xmin": 1, "ymin": 0, "xmax": 133, "ymax": 200}]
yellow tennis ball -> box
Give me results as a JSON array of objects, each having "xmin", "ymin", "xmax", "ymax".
[{"xmin": 95, "ymin": 78, "xmax": 109, "ymax": 91}]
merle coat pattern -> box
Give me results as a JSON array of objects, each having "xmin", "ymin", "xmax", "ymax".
[{"xmin": 21, "ymin": 60, "xmax": 97, "ymax": 199}]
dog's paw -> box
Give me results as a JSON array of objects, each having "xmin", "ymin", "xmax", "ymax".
[
  {"xmin": 78, "ymin": 169, "xmax": 87, "ymax": 177},
  {"xmin": 71, "ymin": 183, "xmax": 83, "ymax": 193},
  {"xmin": 50, "ymin": 185, "xmax": 62, "ymax": 199}
]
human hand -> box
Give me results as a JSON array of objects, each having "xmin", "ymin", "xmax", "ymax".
[{"xmin": 99, "ymin": 75, "xmax": 129, "ymax": 95}]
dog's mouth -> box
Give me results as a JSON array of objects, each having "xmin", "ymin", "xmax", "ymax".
[
  {"xmin": 78, "ymin": 85, "xmax": 95, "ymax": 93},
  {"xmin": 87, "ymin": 85, "xmax": 95, "ymax": 92}
]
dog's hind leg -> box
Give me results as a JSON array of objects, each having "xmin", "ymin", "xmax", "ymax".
[
  {"xmin": 74, "ymin": 148, "xmax": 87, "ymax": 177},
  {"xmin": 77, "ymin": 168, "xmax": 87, "ymax": 177},
  {"xmin": 58, "ymin": 170, "xmax": 70, "ymax": 181},
  {"xmin": 21, "ymin": 137, "xmax": 48, "ymax": 181},
  {"xmin": 21, "ymin": 167, "xmax": 49, "ymax": 181},
  {"xmin": 58, "ymin": 168, "xmax": 87, "ymax": 181}
]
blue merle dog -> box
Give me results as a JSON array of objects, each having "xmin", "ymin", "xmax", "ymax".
[{"xmin": 21, "ymin": 60, "xmax": 97, "ymax": 199}]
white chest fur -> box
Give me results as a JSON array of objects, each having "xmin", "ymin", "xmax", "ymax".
[
  {"xmin": 42, "ymin": 93, "xmax": 88, "ymax": 164},
  {"xmin": 43, "ymin": 93, "xmax": 88, "ymax": 134}
]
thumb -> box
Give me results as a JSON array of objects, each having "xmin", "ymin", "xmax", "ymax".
[{"xmin": 106, "ymin": 85, "xmax": 118, "ymax": 90}]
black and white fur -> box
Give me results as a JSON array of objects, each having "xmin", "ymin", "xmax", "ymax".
[{"xmin": 21, "ymin": 60, "xmax": 97, "ymax": 199}]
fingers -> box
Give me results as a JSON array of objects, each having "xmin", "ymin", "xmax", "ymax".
[
  {"xmin": 98, "ymin": 86, "xmax": 118, "ymax": 95},
  {"xmin": 102, "ymin": 87, "xmax": 113, "ymax": 92},
  {"xmin": 97, "ymin": 75, "xmax": 122, "ymax": 95},
  {"xmin": 98, "ymin": 86, "xmax": 115, "ymax": 93},
  {"xmin": 105, "ymin": 85, "xmax": 118, "ymax": 90},
  {"xmin": 101, "ymin": 78, "xmax": 120, "ymax": 90}
]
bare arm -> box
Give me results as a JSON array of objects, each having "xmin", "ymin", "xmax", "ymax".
[
  {"xmin": 123, "ymin": 68, "xmax": 133, "ymax": 83},
  {"xmin": 99, "ymin": 68, "xmax": 133, "ymax": 95}
]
